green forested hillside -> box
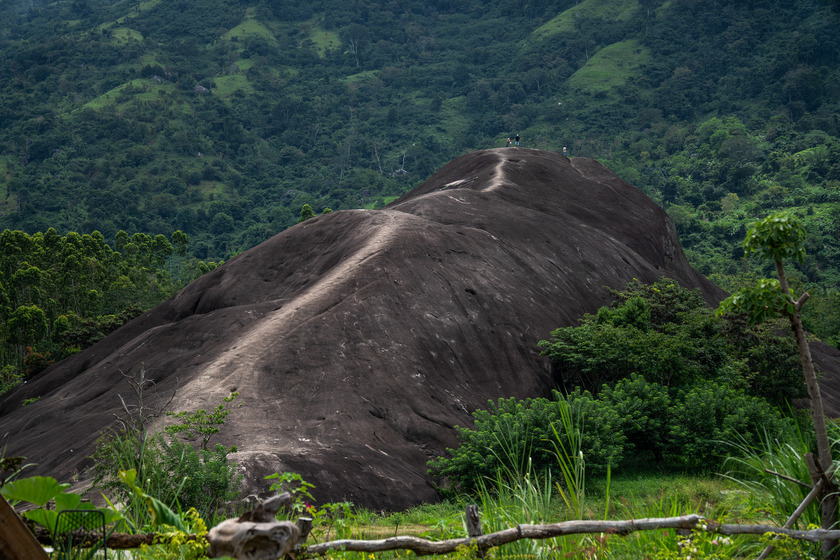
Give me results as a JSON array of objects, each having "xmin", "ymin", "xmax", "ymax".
[{"xmin": 1, "ymin": 0, "xmax": 839, "ymax": 356}]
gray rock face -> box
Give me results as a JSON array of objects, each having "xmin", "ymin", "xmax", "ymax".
[{"xmin": 3, "ymin": 149, "xmax": 834, "ymax": 511}]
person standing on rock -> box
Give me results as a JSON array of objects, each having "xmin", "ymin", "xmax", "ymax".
[
  {"xmin": 514, "ymin": 133, "xmax": 520, "ymax": 147},
  {"xmin": 562, "ymin": 146, "xmax": 567, "ymax": 157},
  {"xmin": 506, "ymin": 137, "xmax": 511, "ymax": 147}
]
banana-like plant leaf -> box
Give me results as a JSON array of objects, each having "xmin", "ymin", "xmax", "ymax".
[
  {"xmin": 54, "ymin": 491, "xmax": 82, "ymax": 511},
  {"xmin": 23, "ymin": 508, "xmax": 59, "ymax": 533},
  {"xmin": 0, "ymin": 476, "xmax": 70, "ymax": 507}
]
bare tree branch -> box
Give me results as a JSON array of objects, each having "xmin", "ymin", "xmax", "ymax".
[
  {"xmin": 302, "ymin": 515, "xmax": 840, "ymax": 557},
  {"xmin": 764, "ymin": 468, "xmax": 813, "ymax": 489}
]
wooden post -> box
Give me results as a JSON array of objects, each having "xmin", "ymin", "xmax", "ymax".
[
  {"xmin": 757, "ymin": 474, "xmax": 826, "ymax": 560},
  {"xmin": 0, "ymin": 494, "xmax": 49, "ymax": 560},
  {"xmin": 804, "ymin": 452, "xmax": 839, "ymax": 560},
  {"xmin": 465, "ymin": 504, "xmax": 484, "ymax": 558},
  {"xmin": 296, "ymin": 517, "xmax": 313, "ymax": 544}
]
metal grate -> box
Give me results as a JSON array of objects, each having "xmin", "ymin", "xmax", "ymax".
[{"xmin": 52, "ymin": 509, "xmax": 106, "ymax": 559}]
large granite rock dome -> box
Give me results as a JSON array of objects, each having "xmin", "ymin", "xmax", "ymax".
[{"xmin": 3, "ymin": 149, "xmax": 838, "ymax": 510}]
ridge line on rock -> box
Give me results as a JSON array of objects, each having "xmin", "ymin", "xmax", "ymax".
[{"xmin": 188, "ymin": 212, "xmax": 406, "ymax": 387}]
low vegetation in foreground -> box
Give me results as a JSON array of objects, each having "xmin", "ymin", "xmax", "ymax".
[{"xmin": 4, "ymin": 411, "xmax": 831, "ymax": 559}]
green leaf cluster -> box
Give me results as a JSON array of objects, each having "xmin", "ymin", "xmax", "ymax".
[
  {"xmin": 430, "ymin": 373, "xmax": 787, "ymax": 494},
  {"xmin": 718, "ymin": 279, "xmax": 793, "ymax": 325},
  {"xmin": 145, "ymin": 507, "xmax": 209, "ymax": 560},
  {"xmin": 539, "ymin": 278, "xmax": 804, "ymax": 406},
  {"xmin": 165, "ymin": 391, "xmax": 240, "ymax": 450},
  {"xmin": 428, "ymin": 390, "xmax": 624, "ymax": 494},
  {"xmin": 1, "ymin": 475, "xmax": 121, "ymax": 533},
  {"xmin": 669, "ymin": 381, "xmax": 786, "ymax": 466},
  {"xmin": 266, "ymin": 471, "xmax": 316, "ymax": 517},
  {"xmin": 743, "ymin": 212, "xmax": 807, "ymax": 265}
]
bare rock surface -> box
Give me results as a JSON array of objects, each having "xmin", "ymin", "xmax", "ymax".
[{"xmin": 2, "ymin": 149, "xmax": 836, "ymax": 510}]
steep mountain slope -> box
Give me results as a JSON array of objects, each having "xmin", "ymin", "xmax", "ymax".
[{"xmin": 0, "ymin": 149, "xmax": 790, "ymax": 510}]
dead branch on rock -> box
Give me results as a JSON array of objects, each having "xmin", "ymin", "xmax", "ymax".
[{"xmin": 113, "ymin": 364, "xmax": 176, "ymax": 435}]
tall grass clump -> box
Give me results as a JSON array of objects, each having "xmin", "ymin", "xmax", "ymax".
[
  {"xmin": 549, "ymin": 397, "xmax": 590, "ymax": 520},
  {"xmin": 428, "ymin": 390, "xmax": 623, "ymax": 496},
  {"xmin": 472, "ymin": 395, "xmax": 599, "ymax": 559},
  {"xmin": 476, "ymin": 457, "xmax": 562, "ymax": 559},
  {"xmin": 90, "ymin": 369, "xmax": 241, "ymax": 528},
  {"xmin": 723, "ymin": 415, "xmax": 825, "ymax": 528}
]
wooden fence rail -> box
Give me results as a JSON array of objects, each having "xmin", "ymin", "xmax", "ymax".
[
  {"xmin": 31, "ymin": 512, "xmax": 840, "ymax": 558},
  {"xmin": 303, "ymin": 514, "xmax": 840, "ymax": 557}
]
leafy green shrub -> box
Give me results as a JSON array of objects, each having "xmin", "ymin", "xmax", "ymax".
[
  {"xmin": 540, "ymin": 278, "xmax": 805, "ymax": 405},
  {"xmin": 599, "ymin": 374, "xmax": 671, "ymax": 462},
  {"xmin": 718, "ymin": 315, "xmax": 806, "ymax": 407},
  {"xmin": 92, "ymin": 391, "xmax": 240, "ymax": 523},
  {"xmin": 669, "ymin": 382, "xmax": 786, "ymax": 467},
  {"xmin": 92, "ymin": 430, "xmax": 241, "ymax": 522},
  {"xmin": 165, "ymin": 392, "xmax": 239, "ymax": 450},
  {"xmin": 428, "ymin": 391, "xmax": 624, "ymax": 494},
  {"xmin": 539, "ymin": 279, "xmax": 731, "ymax": 392},
  {"xmin": 160, "ymin": 440, "xmax": 242, "ymax": 517},
  {"xmin": 266, "ymin": 471, "xmax": 316, "ymax": 517},
  {"xmin": 430, "ymin": 372, "xmax": 790, "ymax": 491}
]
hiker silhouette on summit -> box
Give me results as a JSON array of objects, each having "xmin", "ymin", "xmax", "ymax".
[{"xmin": 514, "ymin": 134, "xmax": 520, "ymax": 147}]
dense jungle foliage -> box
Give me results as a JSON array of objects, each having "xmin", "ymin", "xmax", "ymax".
[
  {"xmin": 430, "ymin": 279, "xmax": 806, "ymax": 492},
  {"xmin": 0, "ymin": 228, "xmax": 220, "ymax": 392},
  {"xmin": 0, "ymin": 0, "xmax": 837, "ymax": 258},
  {"xmin": 1, "ymin": 0, "xmax": 839, "ymax": 390}
]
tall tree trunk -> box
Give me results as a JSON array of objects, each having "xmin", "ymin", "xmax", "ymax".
[{"xmin": 776, "ymin": 259, "xmax": 838, "ymax": 558}]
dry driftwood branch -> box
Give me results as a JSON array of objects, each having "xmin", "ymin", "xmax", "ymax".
[
  {"xmin": 763, "ymin": 468, "xmax": 813, "ymax": 489},
  {"xmin": 207, "ymin": 493, "xmax": 300, "ymax": 559},
  {"xmin": 713, "ymin": 522, "xmax": 840, "ymax": 541},
  {"xmin": 304, "ymin": 515, "xmax": 706, "ymax": 556},
  {"xmin": 302, "ymin": 515, "xmax": 840, "ymax": 557}
]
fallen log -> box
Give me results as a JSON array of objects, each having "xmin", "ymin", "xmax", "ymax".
[{"xmin": 34, "ymin": 527, "xmax": 195, "ymax": 549}]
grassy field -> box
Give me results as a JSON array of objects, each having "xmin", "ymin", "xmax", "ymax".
[
  {"xmin": 223, "ymin": 17, "xmax": 278, "ymax": 45},
  {"xmin": 531, "ymin": 0, "xmax": 640, "ymax": 39},
  {"xmin": 566, "ymin": 39, "xmax": 651, "ymax": 94},
  {"xmin": 107, "ymin": 27, "xmax": 144, "ymax": 42},
  {"xmin": 304, "ymin": 17, "xmax": 342, "ymax": 57},
  {"xmin": 213, "ymin": 74, "xmax": 255, "ymax": 97}
]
